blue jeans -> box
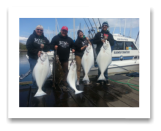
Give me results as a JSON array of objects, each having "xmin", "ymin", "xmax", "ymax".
[
  {"xmin": 98, "ymin": 45, "xmax": 114, "ymax": 81},
  {"xmin": 28, "ymin": 57, "xmax": 37, "ymax": 87}
]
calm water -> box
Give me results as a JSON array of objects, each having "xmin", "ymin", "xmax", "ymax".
[{"xmin": 19, "ymin": 52, "xmax": 32, "ymax": 82}]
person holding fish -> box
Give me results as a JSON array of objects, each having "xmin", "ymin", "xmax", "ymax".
[
  {"xmin": 50, "ymin": 26, "xmax": 75, "ymax": 87},
  {"xmin": 26, "ymin": 25, "xmax": 50, "ymax": 88},
  {"xmin": 74, "ymin": 30, "xmax": 92, "ymax": 86},
  {"xmin": 93, "ymin": 21, "xmax": 114, "ymax": 85}
]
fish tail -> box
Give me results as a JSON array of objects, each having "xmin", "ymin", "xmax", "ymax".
[
  {"xmin": 98, "ymin": 74, "xmax": 106, "ymax": 81},
  {"xmin": 83, "ymin": 74, "xmax": 89, "ymax": 81},
  {"xmin": 75, "ymin": 90, "xmax": 83, "ymax": 95},
  {"xmin": 34, "ymin": 89, "xmax": 46, "ymax": 97}
]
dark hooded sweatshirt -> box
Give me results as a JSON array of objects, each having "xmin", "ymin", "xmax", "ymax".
[
  {"xmin": 26, "ymin": 30, "xmax": 50, "ymax": 60},
  {"xmin": 93, "ymin": 30, "xmax": 114, "ymax": 54},
  {"xmin": 50, "ymin": 33, "xmax": 75, "ymax": 61},
  {"xmin": 74, "ymin": 37, "xmax": 89, "ymax": 57}
]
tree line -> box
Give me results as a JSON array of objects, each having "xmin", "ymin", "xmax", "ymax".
[{"xmin": 19, "ymin": 43, "xmax": 27, "ymax": 51}]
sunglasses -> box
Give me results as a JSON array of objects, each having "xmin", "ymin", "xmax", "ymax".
[
  {"xmin": 36, "ymin": 29, "xmax": 43, "ymax": 32},
  {"xmin": 62, "ymin": 30, "xmax": 68, "ymax": 32}
]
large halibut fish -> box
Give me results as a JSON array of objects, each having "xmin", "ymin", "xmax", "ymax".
[
  {"xmin": 96, "ymin": 40, "xmax": 112, "ymax": 81},
  {"xmin": 67, "ymin": 61, "xmax": 83, "ymax": 94},
  {"xmin": 33, "ymin": 51, "xmax": 52, "ymax": 97},
  {"xmin": 81, "ymin": 44, "xmax": 94, "ymax": 81}
]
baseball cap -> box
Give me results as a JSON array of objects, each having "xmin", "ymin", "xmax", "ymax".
[
  {"xmin": 61, "ymin": 26, "xmax": 68, "ymax": 31},
  {"xmin": 102, "ymin": 21, "xmax": 109, "ymax": 27}
]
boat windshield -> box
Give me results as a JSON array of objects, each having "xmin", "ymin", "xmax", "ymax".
[
  {"xmin": 125, "ymin": 42, "xmax": 137, "ymax": 50},
  {"xmin": 113, "ymin": 41, "xmax": 138, "ymax": 50},
  {"xmin": 113, "ymin": 41, "xmax": 124, "ymax": 50}
]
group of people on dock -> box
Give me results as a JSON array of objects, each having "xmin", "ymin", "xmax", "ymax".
[{"xmin": 26, "ymin": 21, "xmax": 114, "ymax": 88}]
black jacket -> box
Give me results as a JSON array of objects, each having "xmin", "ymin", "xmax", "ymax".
[
  {"xmin": 93, "ymin": 30, "xmax": 114, "ymax": 54},
  {"xmin": 26, "ymin": 30, "xmax": 50, "ymax": 60},
  {"xmin": 50, "ymin": 33, "xmax": 75, "ymax": 61},
  {"xmin": 75, "ymin": 37, "xmax": 89, "ymax": 57}
]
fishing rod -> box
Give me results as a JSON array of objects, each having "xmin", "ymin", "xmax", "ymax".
[
  {"xmin": 79, "ymin": 23, "xmax": 81, "ymax": 30},
  {"xmin": 87, "ymin": 19, "xmax": 97, "ymax": 66},
  {"xmin": 88, "ymin": 18, "xmax": 96, "ymax": 36},
  {"xmin": 92, "ymin": 18, "xmax": 99, "ymax": 32},
  {"xmin": 98, "ymin": 18, "xmax": 102, "ymax": 30},
  {"xmin": 83, "ymin": 18, "xmax": 93, "ymax": 39}
]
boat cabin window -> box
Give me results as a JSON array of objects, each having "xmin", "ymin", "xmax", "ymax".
[
  {"xmin": 125, "ymin": 42, "xmax": 137, "ymax": 50},
  {"xmin": 113, "ymin": 41, "xmax": 124, "ymax": 50}
]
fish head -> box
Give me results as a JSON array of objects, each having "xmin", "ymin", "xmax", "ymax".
[
  {"xmin": 85, "ymin": 44, "xmax": 91, "ymax": 53},
  {"xmin": 70, "ymin": 60, "xmax": 76, "ymax": 70},
  {"xmin": 103, "ymin": 40, "xmax": 110, "ymax": 50},
  {"xmin": 40, "ymin": 52, "xmax": 48, "ymax": 62}
]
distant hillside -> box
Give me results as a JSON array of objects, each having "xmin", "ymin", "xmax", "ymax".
[{"xmin": 19, "ymin": 43, "xmax": 27, "ymax": 51}]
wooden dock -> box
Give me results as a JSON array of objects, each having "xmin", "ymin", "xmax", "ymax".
[{"xmin": 19, "ymin": 74, "xmax": 139, "ymax": 107}]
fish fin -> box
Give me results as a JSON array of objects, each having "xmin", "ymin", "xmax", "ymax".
[
  {"xmin": 82, "ymin": 74, "xmax": 89, "ymax": 81},
  {"xmin": 34, "ymin": 90, "xmax": 46, "ymax": 97},
  {"xmin": 75, "ymin": 90, "xmax": 83, "ymax": 95},
  {"xmin": 98, "ymin": 74, "xmax": 106, "ymax": 81}
]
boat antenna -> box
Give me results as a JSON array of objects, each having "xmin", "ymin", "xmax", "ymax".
[
  {"xmin": 56, "ymin": 18, "xmax": 60, "ymax": 33},
  {"xmin": 73, "ymin": 18, "xmax": 75, "ymax": 40},
  {"xmin": 120, "ymin": 18, "xmax": 121, "ymax": 35},
  {"xmin": 48, "ymin": 27, "xmax": 50, "ymax": 42},
  {"xmin": 84, "ymin": 18, "xmax": 93, "ymax": 38},
  {"xmin": 135, "ymin": 31, "xmax": 139, "ymax": 44},
  {"xmin": 84, "ymin": 24, "xmax": 85, "ymax": 35},
  {"xmin": 131, "ymin": 19, "xmax": 133, "ymax": 38},
  {"xmin": 128, "ymin": 19, "xmax": 132, "ymax": 38},
  {"xmin": 55, "ymin": 18, "xmax": 57, "ymax": 35},
  {"xmin": 113, "ymin": 24, "xmax": 116, "ymax": 35},
  {"xmin": 92, "ymin": 18, "xmax": 99, "ymax": 32},
  {"xmin": 130, "ymin": 19, "xmax": 132, "ymax": 38},
  {"xmin": 88, "ymin": 18, "xmax": 96, "ymax": 36},
  {"xmin": 124, "ymin": 18, "xmax": 126, "ymax": 36}
]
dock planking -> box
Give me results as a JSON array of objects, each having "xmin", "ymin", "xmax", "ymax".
[
  {"xmin": 19, "ymin": 74, "xmax": 139, "ymax": 107},
  {"xmin": 19, "ymin": 86, "xmax": 31, "ymax": 107},
  {"xmin": 108, "ymin": 90, "xmax": 139, "ymax": 107},
  {"xmin": 108, "ymin": 84, "xmax": 139, "ymax": 102},
  {"xmin": 113, "ymin": 81, "xmax": 139, "ymax": 94},
  {"xmin": 67, "ymin": 86, "xmax": 96, "ymax": 107},
  {"xmin": 82, "ymin": 85, "xmax": 108, "ymax": 107},
  {"xmin": 89, "ymin": 82, "xmax": 130, "ymax": 107}
]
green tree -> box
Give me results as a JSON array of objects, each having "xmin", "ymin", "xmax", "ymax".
[{"xmin": 19, "ymin": 43, "xmax": 27, "ymax": 51}]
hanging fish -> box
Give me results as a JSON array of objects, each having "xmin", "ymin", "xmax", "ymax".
[
  {"xmin": 32, "ymin": 51, "xmax": 52, "ymax": 97},
  {"xmin": 81, "ymin": 44, "xmax": 94, "ymax": 81},
  {"xmin": 67, "ymin": 61, "xmax": 83, "ymax": 94},
  {"xmin": 96, "ymin": 40, "xmax": 112, "ymax": 80}
]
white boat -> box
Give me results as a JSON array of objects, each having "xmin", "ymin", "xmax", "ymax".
[{"xmin": 47, "ymin": 34, "xmax": 139, "ymax": 76}]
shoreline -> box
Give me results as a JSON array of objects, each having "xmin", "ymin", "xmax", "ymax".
[{"xmin": 19, "ymin": 50, "xmax": 27, "ymax": 52}]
